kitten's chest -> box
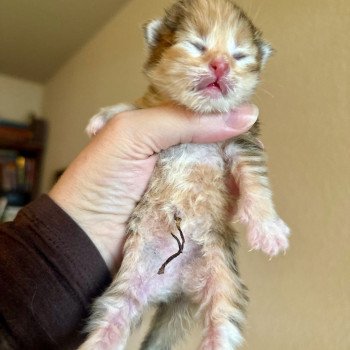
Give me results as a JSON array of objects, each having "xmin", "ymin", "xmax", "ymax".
[
  {"xmin": 153, "ymin": 143, "xmax": 231, "ymax": 211},
  {"xmin": 160, "ymin": 143, "xmax": 226, "ymax": 170}
]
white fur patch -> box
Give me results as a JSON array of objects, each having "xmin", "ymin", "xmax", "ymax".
[
  {"xmin": 227, "ymin": 37, "xmax": 237, "ymax": 54},
  {"xmin": 145, "ymin": 19, "xmax": 163, "ymax": 47},
  {"xmin": 260, "ymin": 41, "xmax": 273, "ymax": 66}
]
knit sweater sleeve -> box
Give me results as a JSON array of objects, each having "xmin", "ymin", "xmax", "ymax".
[{"xmin": 0, "ymin": 195, "xmax": 111, "ymax": 350}]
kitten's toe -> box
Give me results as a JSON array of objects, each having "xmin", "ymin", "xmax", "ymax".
[{"xmin": 248, "ymin": 217, "xmax": 290, "ymax": 257}]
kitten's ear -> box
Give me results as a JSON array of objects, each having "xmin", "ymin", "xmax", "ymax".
[
  {"xmin": 143, "ymin": 19, "xmax": 163, "ymax": 48},
  {"xmin": 260, "ymin": 41, "xmax": 274, "ymax": 67}
]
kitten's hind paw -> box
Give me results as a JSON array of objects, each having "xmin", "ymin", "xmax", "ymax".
[{"xmin": 247, "ymin": 217, "xmax": 290, "ymax": 257}]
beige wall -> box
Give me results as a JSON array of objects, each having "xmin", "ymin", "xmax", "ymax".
[
  {"xmin": 43, "ymin": 0, "xmax": 350, "ymax": 349},
  {"xmin": 0, "ymin": 73, "xmax": 43, "ymax": 122},
  {"xmin": 42, "ymin": 0, "xmax": 168, "ymax": 189}
]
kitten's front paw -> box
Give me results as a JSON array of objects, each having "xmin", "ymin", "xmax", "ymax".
[
  {"xmin": 86, "ymin": 104, "xmax": 135, "ymax": 137},
  {"xmin": 248, "ymin": 217, "xmax": 290, "ymax": 257},
  {"xmin": 86, "ymin": 113, "xmax": 108, "ymax": 137}
]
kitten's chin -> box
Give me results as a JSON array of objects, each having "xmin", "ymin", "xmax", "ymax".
[{"xmin": 180, "ymin": 94, "xmax": 242, "ymax": 114}]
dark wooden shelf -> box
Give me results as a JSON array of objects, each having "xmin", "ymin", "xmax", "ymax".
[{"xmin": 0, "ymin": 117, "xmax": 47, "ymax": 204}]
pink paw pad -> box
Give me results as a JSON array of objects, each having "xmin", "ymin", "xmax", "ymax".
[{"xmin": 248, "ymin": 217, "xmax": 290, "ymax": 257}]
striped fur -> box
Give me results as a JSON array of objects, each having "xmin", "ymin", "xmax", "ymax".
[{"xmin": 81, "ymin": 1, "xmax": 289, "ymax": 349}]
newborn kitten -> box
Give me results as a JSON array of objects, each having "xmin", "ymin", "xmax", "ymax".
[{"xmin": 80, "ymin": 0, "xmax": 290, "ymax": 349}]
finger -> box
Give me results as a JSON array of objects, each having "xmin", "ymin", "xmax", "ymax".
[{"xmin": 108, "ymin": 104, "xmax": 259, "ymax": 159}]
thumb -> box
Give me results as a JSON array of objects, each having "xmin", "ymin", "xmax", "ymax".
[
  {"xmin": 185, "ymin": 103, "xmax": 259, "ymax": 144},
  {"xmin": 106, "ymin": 104, "xmax": 259, "ymax": 159}
]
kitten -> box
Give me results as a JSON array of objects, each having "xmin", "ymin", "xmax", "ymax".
[{"xmin": 80, "ymin": 0, "xmax": 290, "ymax": 349}]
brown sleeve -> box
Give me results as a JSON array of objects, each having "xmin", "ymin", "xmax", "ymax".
[{"xmin": 0, "ymin": 195, "xmax": 112, "ymax": 350}]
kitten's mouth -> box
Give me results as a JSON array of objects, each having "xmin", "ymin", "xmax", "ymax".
[
  {"xmin": 207, "ymin": 81, "xmax": 221, "ymax": 90},
  {"xmin": 197, "ymin": 78, "xmax": 229, "ymax": 98}
]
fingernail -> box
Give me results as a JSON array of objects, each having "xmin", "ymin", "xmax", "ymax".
[{"xmin": 223, "ymin": 104, "xmax": 259, "ymax": 129}]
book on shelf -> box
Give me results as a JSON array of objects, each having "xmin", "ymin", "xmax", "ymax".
[
  {"xmin": 0, "ymin": 115, "xmax": 47, "ymax": 220},
  {"xmin": 0, "ymin": 149, "xmax": 36, "ymax": 205}
]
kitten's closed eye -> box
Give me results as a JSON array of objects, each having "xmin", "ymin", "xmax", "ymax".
[
  {"xmin": 233, "ymin": 53, "xmax": 248, "ymax": 60},
  {"xmin": 190, "ymin": 41, "xmax": 207, "ymax": 53}
]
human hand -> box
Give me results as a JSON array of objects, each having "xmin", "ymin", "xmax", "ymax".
[{"xmin": 49, "ymin": 104, "xmax": 258, "ymax": 272}]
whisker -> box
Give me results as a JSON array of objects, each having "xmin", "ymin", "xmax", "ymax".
[{"xmin": 259, "ymin": 87, "xmax": 275, "ymax": 98}]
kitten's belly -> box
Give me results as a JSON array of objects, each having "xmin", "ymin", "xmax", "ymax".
[{"xmin": 130, "ymin": 143, "xmax": 234, "ymax": 299}]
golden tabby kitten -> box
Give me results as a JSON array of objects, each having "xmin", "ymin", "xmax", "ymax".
[{"xmin": 80, "ymin": 1, "xmax": 290, "ymax": 349}]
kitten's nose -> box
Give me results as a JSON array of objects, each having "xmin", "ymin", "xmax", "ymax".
[{"xmin": 210, "ymin": 58, "xmax": 230, "ymax": 78}]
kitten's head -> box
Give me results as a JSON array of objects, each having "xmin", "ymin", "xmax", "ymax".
[{"xmin": 143, "ymin": 0, "xmax": 272, "ymax": 113}]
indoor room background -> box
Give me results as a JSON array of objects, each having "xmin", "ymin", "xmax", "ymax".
[{"xmin": 0, "ymin": 0, "xmax": 349, "ymax": 349}]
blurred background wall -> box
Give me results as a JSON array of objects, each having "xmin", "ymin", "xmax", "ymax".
[
  {"xmin": 0, "ymin": 73, "xmax": 43, "ymax": 122},
  {"xmin": 1, "ymin": 0, "xmax": 350, "ymax": 349}
]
